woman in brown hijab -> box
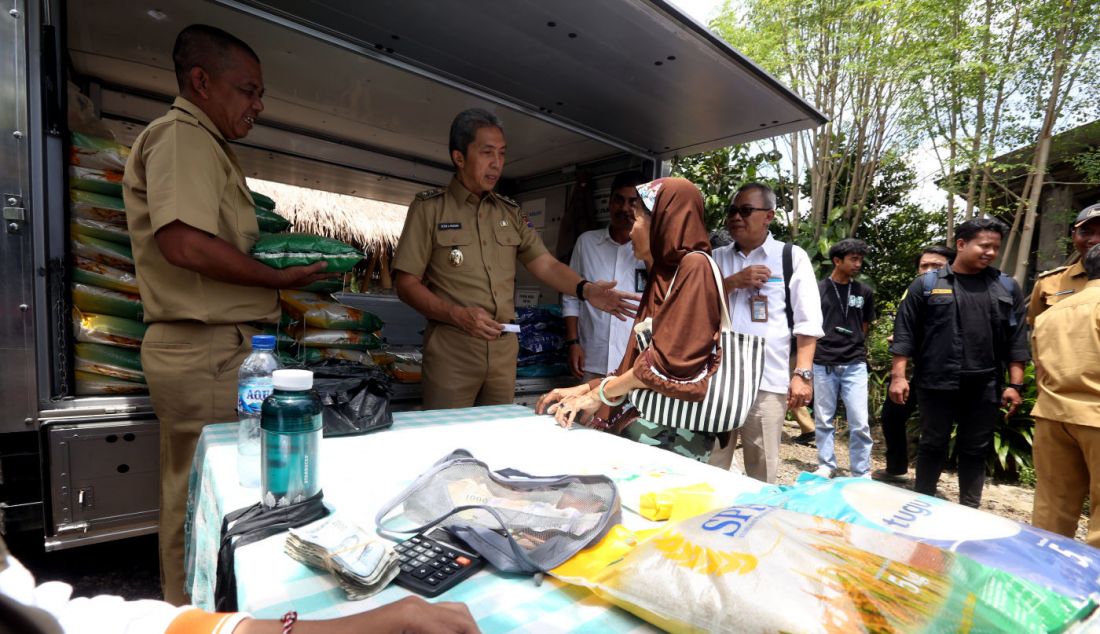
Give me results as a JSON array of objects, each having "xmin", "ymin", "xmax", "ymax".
[{"xmin": 537, "ymin": 177, "xmax": 723, "ymax": 461}]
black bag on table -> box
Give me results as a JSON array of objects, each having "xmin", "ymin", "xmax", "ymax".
[
  {"xmin": 308, "ymin": 360, "xmax": 394, "ymax": 437},
  {"xmin": 213, "ymin": 490, "xmax": 328, "ymax": 611}
]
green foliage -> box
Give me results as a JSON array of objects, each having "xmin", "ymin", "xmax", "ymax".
[
  {"xmin": 1070, "ymin": 146, "xmax": 1100, "ymax": 185},
  {"xmin": 671, "ymin": 146, "xmax": 791, "ymax": 231},
  {"xmin": 861, "ymin": 204, "xmax": 947, "ymax": 311},
  {"xmin": 990, "ymin": 363, "xmax": 1037, "ymax": 481}
]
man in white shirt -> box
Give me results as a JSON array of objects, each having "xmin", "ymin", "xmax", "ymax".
[
  {"xmin": 709, "ymin": 182, "xmax": 824, "ymax": 483},
  {"xmin": 563, "ymin": 171, "xmax": 648, "ymax": 380}
]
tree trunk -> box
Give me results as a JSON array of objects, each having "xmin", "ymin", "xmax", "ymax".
[{"xmin": 1011, "ymin": 4, "xmax": 1071, "ymax": 284}]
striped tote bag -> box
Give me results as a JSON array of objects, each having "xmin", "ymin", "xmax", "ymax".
[{"xmin": 627, "ymin": 253, "xmax": 764, "ymax": 434}]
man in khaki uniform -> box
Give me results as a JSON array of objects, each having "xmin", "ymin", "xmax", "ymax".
[
  {"xmin": 1031, "ymin": 242, "xmax": 1100, "ymax": 546},
  {"xmin": 123, "ymin": 25, "xmax": 327, "ymax": 604},
  {"xmin": 1027, "ymin": 203, "xmax": 1100, "ymax": 326},
  {"xmin": 394, "ymin": 108, "xmax": 638, "ymax": 409}
]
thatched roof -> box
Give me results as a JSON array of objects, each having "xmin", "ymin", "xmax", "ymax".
[{"xmin": 246, "ymin": 178, "xmax": 407, "ymax": 251}]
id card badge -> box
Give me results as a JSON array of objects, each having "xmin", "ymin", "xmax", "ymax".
[
  {"xmin": 750, "ymin": 294, "xmax": 768, "ymax": 322},
  {"xmin": 634, "ymin": 267, "xmax": 648, "ymax": 292}
]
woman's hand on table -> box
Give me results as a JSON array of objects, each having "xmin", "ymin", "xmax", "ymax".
[
  {"xmin": 535, "ymin": 383, "xmax": 593, "ymax": 414},
  {"xmin": 547, "ymin": 390, "xmax": 601, "ymax": 428},
  {"xmin": 240, "ymin": 596, "xmax": 480, "ymax": 634}
]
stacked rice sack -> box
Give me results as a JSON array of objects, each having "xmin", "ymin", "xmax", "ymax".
[
  {"xmin": 249, "ymin": 192, "xmax": 361, "ymax": 295},
  {"xmin": 551, "ymin": 504, "xmax": 1098, "ymax": 633},
  {"xmin": 278, "ymin": 290, "xmax": 383, "ymax": 367},
  {"xmin": 69, "ymin": 133, "xmax": 148, "ymax": 396}
]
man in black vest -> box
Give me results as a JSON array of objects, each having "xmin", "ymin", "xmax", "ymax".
[{"xmin": 888, "ymin": 218, "xmax": 1028, "ymax": 508}]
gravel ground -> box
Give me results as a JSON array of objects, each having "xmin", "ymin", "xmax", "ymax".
[{"xmin": 7, "ymin": 417, "xmax": 1088, "ymax": 603}]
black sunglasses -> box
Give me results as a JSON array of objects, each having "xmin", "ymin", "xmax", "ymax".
[{"xmin": 727, "ymin": 205, "xmax": 774, "ymax": 218}]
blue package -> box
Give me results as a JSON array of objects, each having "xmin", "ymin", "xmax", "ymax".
[
  {"xmin": 519, "ymin": 330, "xmax": 563, "ymax": 354},
  {"xmin": 735, "ymin": 473, "xmax": 1100, "ymax": 604}
]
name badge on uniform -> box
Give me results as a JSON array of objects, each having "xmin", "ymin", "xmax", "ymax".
[
  {"xmin": 750, "ymin": 294, "xmax": 768, "ymax": 322},
  {"xmin": 930, "ymin": 288, "xmax": 953, "ymax": 295},
  {"xmin": 438, "ymin": 222, "xmax": 462, "ymax": 230},
  {"xmin": 449, "ymin": 248, "xmax": 464, "ymax": 267}
]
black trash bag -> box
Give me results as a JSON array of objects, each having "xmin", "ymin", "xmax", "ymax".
[
  {"xmin": 308, "ymin": 360, "xmax": 394, "ymax": 437},
  {"xmin": 214, "ymin": 490, "xmax": 328, "ymax": 611}
]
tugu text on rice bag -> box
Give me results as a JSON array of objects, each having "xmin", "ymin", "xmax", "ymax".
[{"xmin": 881, "ymin": 498, "xmax": 934, "ymax": 529}]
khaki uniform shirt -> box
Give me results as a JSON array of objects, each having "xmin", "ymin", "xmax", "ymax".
[
  {"xmin": 393, "ymin": 176, "xmax": 548, "ymax": 323},
  {"xmin": 1031, "ymin": 280, "xmax": 1100, "ymax": 427},
  {"xmin": 123, "ymin": 97, "xmax": 279, "ymax": 324},
  {"xmin": 1027, "ymin": 261, "xmax": 1088, "ymax": 326}
]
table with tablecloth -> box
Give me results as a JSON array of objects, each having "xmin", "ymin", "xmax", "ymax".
[{"xmin": 184, "ymin": 404, "xmax": 767, "ymax": 632}]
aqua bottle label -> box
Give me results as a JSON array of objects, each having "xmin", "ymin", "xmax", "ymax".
[{"xmin": 239, "ymin": 378, "xmax": 273, "ymax": 415}]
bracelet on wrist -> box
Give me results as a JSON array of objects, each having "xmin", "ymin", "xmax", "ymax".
[
  {"xmin": 576, "ymin": 279, "xmax": 589, "ymax": 302},
  {"xmin": 1006, "ymin": 383, "xmax": 1025, "ymax": 392},
  {"xmin": 598, "ymin": 376, "xmax": 627, "ymax": 407},
  {"xmin": 281, "ymin": 610, "xmax": 298, "ymax": 634},
  {"xmin": 564, "ymin": 338, "xmax": 580, "ymax": 347}
]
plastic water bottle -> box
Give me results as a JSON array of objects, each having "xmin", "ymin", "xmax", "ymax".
[
  {"xmin": 261, "ymin": 369, "xmax": 322, "ymax": 508},
  {"xmin": 237, "ymin": 334, "xmax": 279, "ymax": 487}
]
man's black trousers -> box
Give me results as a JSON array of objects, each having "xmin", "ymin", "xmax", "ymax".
[
  {"xmin": 880, "ymin": 377, "xmax": 917, "ymax": 475},
  {"xmin": 915, "ymin": 375, "xmax": 1000, "ymax": 508}
]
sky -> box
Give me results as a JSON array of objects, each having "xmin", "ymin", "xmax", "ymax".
[
  {"xmin": 667, "ymin": 0, "xmax": 952, "ymax": 210},
  {"xmin": 668, "ymin": 0, "xmax": 724, "ymax": 25}
]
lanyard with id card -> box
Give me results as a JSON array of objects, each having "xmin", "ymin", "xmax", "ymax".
[{"xmin": 750, "ymin": 294, "xmax": 768, "ymax": 322}]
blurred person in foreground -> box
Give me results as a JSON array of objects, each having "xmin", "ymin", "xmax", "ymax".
[{"xmin": 0, "ymin": 535, "xmax": 478, "ymax": 634}]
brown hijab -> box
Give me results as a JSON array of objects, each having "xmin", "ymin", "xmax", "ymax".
[{"xmin": 614, "ymin": 178, "xmax": 722, "ymax": 401}]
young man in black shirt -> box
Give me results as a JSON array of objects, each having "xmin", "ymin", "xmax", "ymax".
[
  {"xmin": 889, "ymin": 218, "xmax": 1028, "ymax": 508},
  {"xmin": 874, "ymin": 244, "xmax": 955, "ymax": 483},
  {"xmin": 812, "ymin": 239, "xmax": 876, "ymax": 478}
]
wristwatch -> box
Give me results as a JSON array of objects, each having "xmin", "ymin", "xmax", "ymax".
[
  {"xmin": 1006, "ymin": 382, "xmax": 1025, "ymax": 392},
  {"xmin": 792, "ymin": 368, "xmax": 813, "ymax": 381},
  {"xmin": 564, "ymin": 338, "xmax": 580, "ymax": 347},
  {"xmin": 575, "ymin": 279, "xmax": 589, "ymax": 302}
]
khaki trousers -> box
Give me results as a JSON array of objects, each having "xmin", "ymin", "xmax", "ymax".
[
  {"xmin": 421, "ymin": 322, "xmax": 518, "ymax": 410},
  {"xmin": 142, "ymin": 321, "xmax": 256, "ymax": 605},
  {"xmin": 709, "ymin": 390, "xmax": 786, "ymax": 483},
  {"xmin": 791, "ymin": 405, "xmax": 815, "ymax": 434},
  {"xmin": 1032, "ymin": 417, "xmax": 1100, "ymax": 547}
]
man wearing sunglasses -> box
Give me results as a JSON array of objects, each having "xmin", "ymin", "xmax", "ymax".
[{"xmin": 708, "ymin": 183, "xmax": 824, "ymax": 484}]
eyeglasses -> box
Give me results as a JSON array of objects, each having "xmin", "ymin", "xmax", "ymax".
[{"xmin": 727, "ymin": 205, "xmax": 774, "ymax": 218}]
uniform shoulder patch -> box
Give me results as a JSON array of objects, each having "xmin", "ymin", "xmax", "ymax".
[
  {"xmin": 415, "ymin": 189, "xmax": 443, "ymax": 201},
  {"xmin": 495, "ymin": 193, "xmax": 520, "ymax": 208},
  {"xmin": 1037, "ymin": 265, "xmax": 1068, "ymax": 279}
]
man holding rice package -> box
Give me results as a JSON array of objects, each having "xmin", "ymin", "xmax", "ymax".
[
  {"xmin": 394, "ymin": 109, "xmax": 639, "ymax": 409},
  {"xmin": 123, "ymin": 25, "xmax": 328, "ymax": 604}
]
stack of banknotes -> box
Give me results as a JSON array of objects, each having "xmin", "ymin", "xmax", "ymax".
[{"xmin": 285, "ymin": 514, "xmax": 400, "ymax": 600}]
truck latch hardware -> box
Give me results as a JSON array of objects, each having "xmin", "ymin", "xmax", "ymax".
[
  {"xmin": 56, "ymin": 521, "xmax": 90, "ymax": 535},
  {"xmin": 4, "ymin": 194, "xmax": 25, "ymax": 234}
]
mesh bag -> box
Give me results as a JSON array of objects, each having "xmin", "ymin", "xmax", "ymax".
[{"xmin": 376, "ymin": 449, "xmax": 620, "ymax": 573}]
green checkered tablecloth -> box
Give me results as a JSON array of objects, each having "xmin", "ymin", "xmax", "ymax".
[{"xmin": 184, "ymin": 404, "xmax": 766, "ymax": 632}]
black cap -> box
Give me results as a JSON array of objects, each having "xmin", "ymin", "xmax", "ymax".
[{"xmin": 1075, "ymin": 202, "xmax": 1100, "ymax": 228}]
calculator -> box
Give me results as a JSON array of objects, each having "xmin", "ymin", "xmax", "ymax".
[{"xmin": 393, "ymin": 527, "xmax": 486, "ymax": 597}]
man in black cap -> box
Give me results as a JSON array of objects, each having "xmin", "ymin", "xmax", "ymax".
[{"xmin": 1027, "ymin": 202, "xmax": 1100, "ymax": 326}]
